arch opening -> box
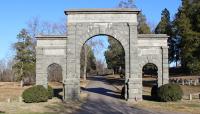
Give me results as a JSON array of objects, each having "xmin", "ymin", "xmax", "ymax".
[
  {"xmin": 80, "ymin": 34, "xmax": 126, "ymax": 100},
  {"xmin": 47, "ymin": 63, "xmax": 63, "ymax": 100},
  {"xmin": 142, "ymin": 63, "xmax": 158, "ymax": 99}
]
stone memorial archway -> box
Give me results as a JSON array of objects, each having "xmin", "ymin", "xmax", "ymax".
[{"xmin": 36, "ymin": 8, "xmax": 169, "ymax": 102}]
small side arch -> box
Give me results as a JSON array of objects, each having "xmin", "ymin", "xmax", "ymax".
[
  {"xmin": 139, "ymin": 55, "xmax": 163, "ymax": 88},
  {"xmin": 142, "ymin": 63, "xmax": 158, "ymax": 87},
  {"xmin": 47, "ymin": 63, "xmax": 63, "ymax": 83}
]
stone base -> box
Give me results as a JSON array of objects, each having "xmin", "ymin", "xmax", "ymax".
[
  {"xmin": 127, "ymin": 78, "xmax": 143, "ymax": 101},
  {"xmin": 63, "ymin": 79, "xmax": 80, "ymax": 101}
]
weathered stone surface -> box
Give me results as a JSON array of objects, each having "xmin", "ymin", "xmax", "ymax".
[{"xmin": 35, "ymin": 8, "xmax": 169, "ymax": 102}]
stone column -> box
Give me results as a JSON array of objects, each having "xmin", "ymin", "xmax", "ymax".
[
  {"xmin": 128, "ymin": 23, "xmax": 142, "ymax": 101},
  {"xmin": 64, "ymin": 24, "xmax": 80, "ymax": 101},
  {"xmin": 162, "ymin": 47, "xmax": 169, "ymax": 85},
  {"xmin": 36, "ymin": 47, "xmax": 48, "ymax": 88}
]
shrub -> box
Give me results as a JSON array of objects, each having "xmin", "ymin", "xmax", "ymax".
[
  {"xmin": 47, "ymin": 85, "xmax": 54, "ymax": 99},
  {"xmin": 22, "ymin": 85, "xmax": 48, "ymax": 103},
  {"xmin": 151, "ymin": 85, "xmax": 158, "ymax": 100},
  {"xmin": 157, "ymin": 84, "xmax": 183, "ymax": 102}
]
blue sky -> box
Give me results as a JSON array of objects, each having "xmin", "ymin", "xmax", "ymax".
[{"xmin": 0, "ymin": 0, "xmax": 181, "ymax": 60}]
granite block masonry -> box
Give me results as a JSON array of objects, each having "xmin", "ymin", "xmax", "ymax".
[{"xmin": 36, "ymin": 8, "xmax": 169, "ymax": 102}]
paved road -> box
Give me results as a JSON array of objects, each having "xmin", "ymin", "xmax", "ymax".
[{"xmin": 74, "ymin": 76, "xmax": 183, "ymax": 114}]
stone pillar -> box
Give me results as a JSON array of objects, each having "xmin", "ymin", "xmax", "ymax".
[
  {"xmin": 63, "ymin": 79, "xmax": 80, "ymax": 100},
  {"xmin": 128, "ymin": 23, "xmax": 142, "ymax": 101},
  {"xmin": 65, "ymin": 24, "xmax": 80, "ymax": 101},
  {"xmin": 36, "ymin": 47, "xmax": 48, "ymax": 88},
  {"xmin": 162, "ymin": 47, "xmax": 169, "ymax": 85}
]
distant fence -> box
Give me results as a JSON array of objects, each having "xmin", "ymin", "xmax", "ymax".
[
  {"xmin": 188, "ymin": 92, "xmax": 200, "ymax": 101},
  {"xmin": 169, "ymin": 76, "xmax": 200, "ymax": 86}
]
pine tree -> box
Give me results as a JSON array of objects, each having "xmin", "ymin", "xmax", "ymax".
[
  {"xmin": 138, "ymin": 13, "xmax": 151, "ymax": 34},
  {"xmin": 173, "ymin": 0, "xmax": 200, "ymax": 74},
  {"xmin": 155, "ymin": 8, "xmax": 175, "ymax": 63},
  {"xmin": 13, "ymin": 29, "xmax": 36, "ymax": 87},
  {"xmin": 104, "ymin": 37, "xmax": 125, "ymax": 74}
]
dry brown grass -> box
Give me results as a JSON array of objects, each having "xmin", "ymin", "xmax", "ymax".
[
  {"xmin": 0, "ymin": 98, "xmax": 83, "ymax": 114},
  {"xmin": 138, "ymin": 83, "xmax": 200, "ymax": 114},
  {"xmin": 106, "ymin": 75, "xmax": 200, "ymax": 114},
  {"xmin": 132, "ymin": 100, "xmax": 200, "ymax": 114},
  {"xmin": 0, "ymin": 82, "xmax": 31, "ymax": 102},
  {"xmin": 0, "ymin": 80, "xmax": 90, "ymax": 114}
]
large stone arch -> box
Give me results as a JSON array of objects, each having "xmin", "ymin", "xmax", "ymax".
[
  {"xmin": 76, "ymin": 24, "xmax": 130, "ymax": 77},
  {"xmin": 36, "ymin": 9, "xmax": 169, "ymax": 102},
  {"xmin": 64, "ymin": 8, "xmax": 142, "ymax": 101}
]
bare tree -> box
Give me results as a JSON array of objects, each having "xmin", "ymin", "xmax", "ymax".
[
  {"xmin": 82, "ymin": 37, "xmax": 105, "ymax": 80},
  {"xmin": 96, "ymin": 60, "xmax": 105, "ymax": 75},
  {"xmin": 27, "ymin": 17, "xmax": 67, "ymax": 37},
  {"xmin": 0, "ymin": 58, "xmax": 15, "ymax": 82}
]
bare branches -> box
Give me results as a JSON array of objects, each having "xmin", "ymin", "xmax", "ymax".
[{"xmin": 27, "ymin": 17, "xmax": 67, "ymax": 37}]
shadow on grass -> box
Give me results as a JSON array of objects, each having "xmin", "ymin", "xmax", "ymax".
[
  {"xmin": 142, "ymin": 95, "xmax": 160, "ymax": 102},
  {"xmin": 0, "ymin": 111, "xmax": 5, "ymax": 114}
]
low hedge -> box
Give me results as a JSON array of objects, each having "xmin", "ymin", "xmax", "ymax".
[
  {"xmin": 22, "ymin": 85, "xmax": 49, "ymax": 103},
  {"xmin": 157, "ymin": 84, "xmax": 183, "ymax": 102}
]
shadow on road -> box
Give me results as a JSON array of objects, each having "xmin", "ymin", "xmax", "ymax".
[
  {"xmin": 82, "ymin": 87, "xmax": 121, "ymax": 99},
  {"xmin": 74, "ymin": 96, "xmax": 155, "ymax": 114},
  {"xmin": 81, "ymin": 76, "xmax": 123, "ymax": 99}
]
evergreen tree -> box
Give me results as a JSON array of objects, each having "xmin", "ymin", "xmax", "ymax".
[
  {"xmin": 13, "ymin": 29, "xmax": 36, "ymax": 87},
  {"xmin": 138, "ymin": 12, "xmax": 151, "ymax": 34},
  {"xmin": 155, "ymin": 8, "xmax": 171, "ymax": 34},
  {"xmin": 104, "ymin": 37, "xmax": 125, "ymax": 74},
  {"xmin": 155, "ymin": 8, "xmax": 175, "ymax": 63},
  {"xmin": 173, "ymin": 0, "xmax": 200, "ymax": 74}
]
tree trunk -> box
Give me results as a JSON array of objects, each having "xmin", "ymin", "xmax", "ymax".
[{"xmin": 83, "ymin": 46, "xmax": 87, "ymax": 81}]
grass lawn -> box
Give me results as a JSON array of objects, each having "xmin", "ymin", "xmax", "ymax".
[
  {"xmin": 0, "ymin": 98, "xmax": 83, "ymax": 114},
  {"xmin": 139, "ymin": 79, "xmax": 200, "ymax": 114},
  {"xmin": 132, "ymin": 100, "xmax": 200, "ymax": 114},
  {"xmin": 105, "ymin": 74, "xmax": 200, "ymax": 114},
  {"xmin": 0, "ymin": 80, "xmax": 89, "ymax": 114}
]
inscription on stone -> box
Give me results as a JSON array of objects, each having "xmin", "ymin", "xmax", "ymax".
[
  {"xmin": 139, "ymin": 48, "xmax": 160, "ymax": 56},
  {"xmin": 44, "ymin": 49, "xmax": 65, "ymax": 56}
]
